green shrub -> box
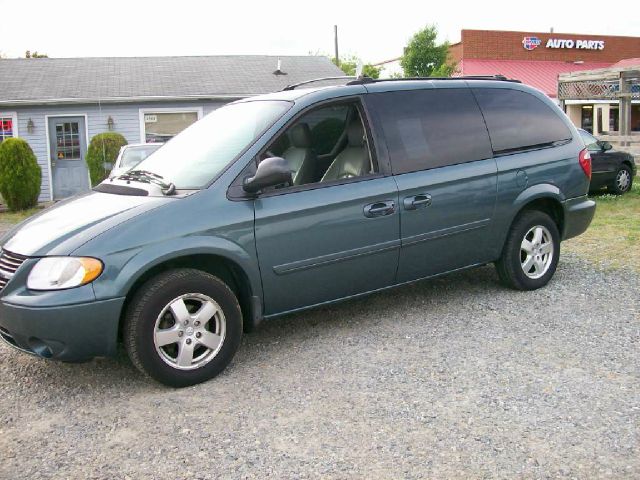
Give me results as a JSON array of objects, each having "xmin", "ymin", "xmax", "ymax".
[
  {"xmin": 85, "ymin": 132, "xmax": 127, "ymax": 186},
  {"xmin": 0, "ymin": 138, "xmax": 41, "ymax": 211}
]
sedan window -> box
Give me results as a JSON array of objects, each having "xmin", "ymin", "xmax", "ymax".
[{"xmin": 579, "ymin": 130, "xmax": 600, "ymax": 152}]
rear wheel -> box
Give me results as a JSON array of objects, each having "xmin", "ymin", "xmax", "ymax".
[
  {"xmin": 124, "ymin": 269, "xmax": 242, "ymax": 387},
  {"xmin": 609, "ymin": 165, "xmax": 633, "ymax": 195},
  {"xmin": 495, "ymin": 210, "xmax": 560, "ymax": 290}
]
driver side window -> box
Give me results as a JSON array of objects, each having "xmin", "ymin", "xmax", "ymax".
[{"xmin": 260, "ymin": 102, "xmax": 375, "ymax": 187}]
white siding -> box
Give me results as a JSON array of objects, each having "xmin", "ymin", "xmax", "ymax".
[{"xmin": 13, "ymin": 100, "xmax": 227, "ymax": 202}]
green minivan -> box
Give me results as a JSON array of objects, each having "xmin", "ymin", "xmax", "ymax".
[{"xmin": 0, "ymin": 77, "xmax": 595, "ymax": 386}]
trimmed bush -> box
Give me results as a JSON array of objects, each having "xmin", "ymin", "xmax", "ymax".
[
  {"xmin": 0, "ymin": 138, "xmax": 41, "ymax": 211},
  {"xmin": 85, "ymin": 132, "xmax": 127, "ymax": 186}
]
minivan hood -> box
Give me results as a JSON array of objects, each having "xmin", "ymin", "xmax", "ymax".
[{"xmin": 1, "ymin": 192, "xmax": 172, "ymax": 256}]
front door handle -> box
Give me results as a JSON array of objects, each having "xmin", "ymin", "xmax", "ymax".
[
  {"xmin": 403, "ymin": 194, "xmax": 432, "ymax": 210},
  {"xmin": 364, "ymin": 200, "xmax": 396, "ymax": 218}
]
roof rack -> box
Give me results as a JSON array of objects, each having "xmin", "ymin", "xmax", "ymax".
[
  {"xmin": 282, "ymin": 74, "xmax": 520, "ymax": 91},
  {"xmin": 282, "ymin": 76, "xmax": 358, "ymax": 91},
  {"xmin": 348, "ymin": 75, "xmax": 521, "ymax": 85}
]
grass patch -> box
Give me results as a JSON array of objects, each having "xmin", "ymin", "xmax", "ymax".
[
  {"xmin": 564, "ymin": 176, "xmax": 640, "ymax": 271},
  {"xmin": 0, "ymin": 206, "xmax": 43, "ymax": 226}
]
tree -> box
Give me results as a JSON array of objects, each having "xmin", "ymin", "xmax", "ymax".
[
  {"xmin": 25, "ymin": 50, "xmax": 48, "ymax": 58},
  {"xmin": 332, "ymin": 55, "xmax": 381, "ymax": 79},
  {"xmin": 85, "ymin": 132, "xmax": 127, "ymax": 186},
  {"xmin": 400, "ymin": 25, "xmax": 455, "ymax": 78},
  {"xmin": 0, "ymin": 138, "xmax": 41, "ymax": 211}
]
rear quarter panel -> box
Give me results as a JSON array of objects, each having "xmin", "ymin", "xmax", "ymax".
[
  {"xmin": 468, "ymin": 82, "xmax": 589, "ymax": 259},
  {"xmin": 488, "ymin": 139, "xmax": 586, "ymax": 259}
]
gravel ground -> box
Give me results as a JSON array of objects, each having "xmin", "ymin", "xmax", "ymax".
[{"xmin": 1, "ymin": 254, "xmax": 638, "ymax": 479}]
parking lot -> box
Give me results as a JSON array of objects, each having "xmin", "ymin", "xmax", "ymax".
[{"xmin": 1, "ymin": 254, "xmax": 638, "ymax": 479}]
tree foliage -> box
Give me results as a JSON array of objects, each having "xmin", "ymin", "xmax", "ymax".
[
  {"xmin": 25, "ymin": 50, "xmax": 48, "ymax": 58},
  {"xmin": 85, "ymin": 132, "xmax": 127, "ymax": 186},
  {"xmin": 332, "ymin": 55, "xmax": 381, "ymax": 79},
  {"xmin": 0, "ymin": 138, "xmax": 41, "ymax": 211},
  {"xmin": 400, "ymin": 25, "xmax": 455, "ymax": 77}
]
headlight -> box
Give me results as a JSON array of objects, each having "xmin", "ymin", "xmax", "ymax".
[{"xmin": 27, "ymin": 257, "xmax": 103, "ymax": 291}]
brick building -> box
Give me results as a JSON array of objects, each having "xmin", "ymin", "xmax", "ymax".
[{"xmin": 452, "ymin": 29, "xmax": 640, "ymax": 133}]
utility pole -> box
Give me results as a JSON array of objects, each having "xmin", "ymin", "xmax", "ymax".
[{"xmin": 334, "ymin": 25, "xmax": 339, "ymax": 65}]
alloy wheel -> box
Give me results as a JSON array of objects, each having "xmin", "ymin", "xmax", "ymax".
[
  {"xmin": 616, "ymin": 169, "xmax": 631, "ymax": 192},
  {"xmin": 153, "ymin": 293, "xmax": 226, "ymax": 371},
  {"xmin": 520, "ymin": 225, "xmax": 554, "ymax": 280}
]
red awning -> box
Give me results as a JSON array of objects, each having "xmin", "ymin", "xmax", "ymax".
[
  {"xmin": 456, "ymin": 59, "xmax": 612, "ymax": 97},
  {"xmin": 610, "ymin": 58, "xmax": 640, "ymax": 68}
]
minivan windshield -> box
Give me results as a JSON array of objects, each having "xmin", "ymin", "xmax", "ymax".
[{"xmin": 128, "ymin": 100, "xmax": 291, "ymax": 189}]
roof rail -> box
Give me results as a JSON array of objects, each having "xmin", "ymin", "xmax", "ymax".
[
  {"xmin": 282, "ymin": 74, "xmax": 520, "ymax": 91},
  {"xmin": 282, "ymin": 76, "xmax": 360, "ymax": 91},
  {"xmin": 347, "ymin": 75, "xmax": 521, "ymax": 85}
]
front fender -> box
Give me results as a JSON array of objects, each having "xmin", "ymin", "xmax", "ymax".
[{"xmin": 88, "ymin": 235, "xmax": 263, "ymax": 304}]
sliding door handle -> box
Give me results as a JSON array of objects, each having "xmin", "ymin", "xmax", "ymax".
[
  {"xmin": 403, "ymin": 194, "xmax": 432, "ymax": 210},
  {"xmin": 364, "ymin": 200, "xmax": 396, "ymax": 218}
]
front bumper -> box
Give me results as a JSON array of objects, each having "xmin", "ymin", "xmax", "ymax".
[
  {"xmin": 562, "ymin": 195, "xmax": 596, "ymax": 241},
  {"xmin": 0, "ymin": 297, "xmax": 125, "ymax": 361}
]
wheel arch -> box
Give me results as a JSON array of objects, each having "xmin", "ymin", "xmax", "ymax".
[
  {"xmin": 501, "ymin": 184, "xmax": 566, "ymax": 252},
  {"xmin": 112, "ymin": 240, "xmax": 263, "ymax": 339},
  {"xmin": 621, "ymin": 159, "xmax": 635, "ymax": 173}
]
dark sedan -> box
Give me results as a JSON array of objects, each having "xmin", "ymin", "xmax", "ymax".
[{"xmin": 579, "ymin": 129, "xmax": 637, "ymax": 195}]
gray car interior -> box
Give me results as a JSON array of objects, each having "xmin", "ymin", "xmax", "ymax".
[
  {"xmin": 280, "ymin": 123, "xmax": 316, "ymax": 185},
  {"xmin": 269, "ymin": 105, "xmax": 373, "ymax": 186},
  {"xmin": 321, "ymin": 120, "xmax": 371, "ymax": 182}
]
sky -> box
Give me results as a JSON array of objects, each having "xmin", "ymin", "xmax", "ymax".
[{"xmin": 0, "ymin": 0, "xmax": 637, "ymax": 63}]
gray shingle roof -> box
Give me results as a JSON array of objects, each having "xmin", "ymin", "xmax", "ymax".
[{"xmin": 0, "ymin": 55, "xmax": 345, "ymax": 105}]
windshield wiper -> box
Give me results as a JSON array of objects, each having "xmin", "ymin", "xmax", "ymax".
[{"xmin": 117, "ymin": 169, "xmax": 176, "ymax": 195}]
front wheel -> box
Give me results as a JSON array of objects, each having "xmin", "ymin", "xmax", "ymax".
[
  {"xmin": 495, "ymin": 210, "xmax": 560, "ymax": 291},
  {"xmin": 124, "ymin": 269, "xmax": 242, "ymax": 387},
  {"xmin": 609, "ymin": 165, "xmax": 633, "ymax": 195}
]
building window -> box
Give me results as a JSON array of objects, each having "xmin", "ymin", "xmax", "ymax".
[
  {"xmin": 55, "ymin": 122, "xmax": 81, "ymax": 159},
  {"xmin": 581, "ymin": 105, "xmax": 593, "ymax": 133},
  {"xmin": 0, "ymin": 112, "xmax": 18, "ymax": 143},
  {"xmin": 609, "ymin": 106, "xmax": 619, "ymax": 132},
  {"xmin": 140, "ymin": 109, "xmax": 202, "ymax": 143},
  {"xmin": 632, "ymin": 105, "xmax": 640, "ymax": 132}
]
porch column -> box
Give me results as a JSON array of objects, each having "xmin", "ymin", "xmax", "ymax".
[
  {"xmin": 619, "ymin": 73, "xmax": 631, "ymax": 146},
  {"xmin": 600, "ymin": 104, "xmax": 611, "ymax": 133}
]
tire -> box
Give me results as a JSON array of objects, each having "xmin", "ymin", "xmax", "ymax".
[
  {"xmin": 609, "ymin": 165, "xmax": 633, "ymax": 195},
  {"xmin": 495, "ymin": 210, "xmax": 560, "ymax": 291},
  {"xmin": 124, "ymin": 268, "xmax": 242, "ymax": 387}
]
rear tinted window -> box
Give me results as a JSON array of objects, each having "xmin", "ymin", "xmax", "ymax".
[
  {"xmin": 367, "ymin": 88, "xmax": 493, "ymax": 174},
  {"xmin": 472, "ymin": 88, "xmax": 572, "ymax": 154}
]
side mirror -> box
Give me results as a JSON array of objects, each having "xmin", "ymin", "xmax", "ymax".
[
  {"xmin": 103, "ymin": 162, "xmax": 114, "ymax": 171},
  {"xmin": 601, "ymin": 141, "xmax": 612, "ymax": 151},
  {"xmin": 243, "ymin": 157, "xmax": 292, "ymax": 194}
]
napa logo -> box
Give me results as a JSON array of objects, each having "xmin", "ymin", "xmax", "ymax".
[{"xmin": 522, "ymin": 36, "xmax": 541, "ymax": 50}]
